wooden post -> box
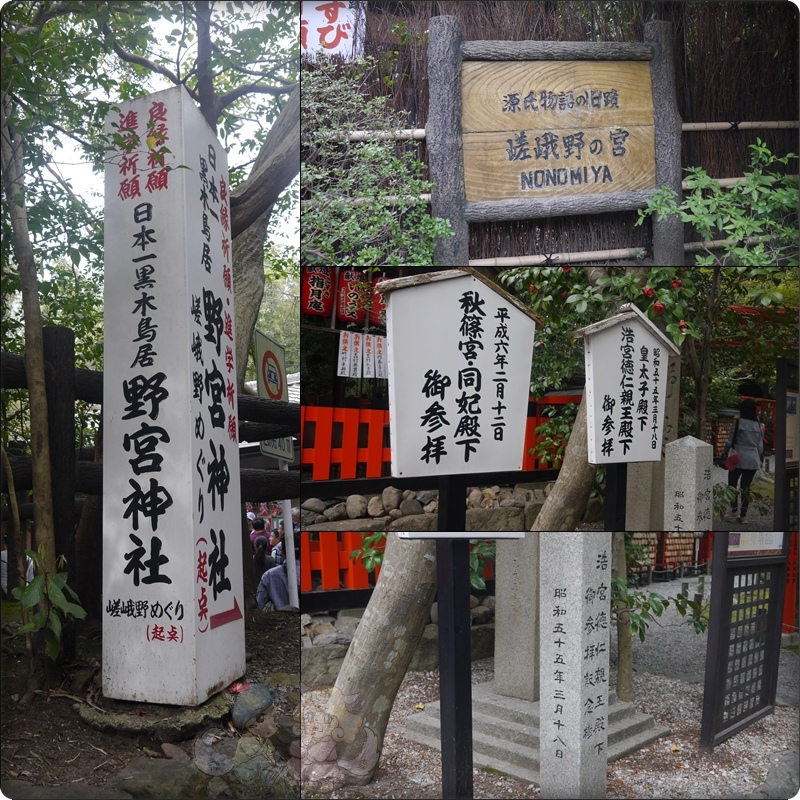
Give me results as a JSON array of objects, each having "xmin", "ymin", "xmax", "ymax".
[
  {"xmin": 43, "ymin": 326, "xmax": 76, "ymax": 660},
  {"xmin": 604, "ymin": 462, "xmax": 627, "ymax": 531},
  {"xmin": 646, "ymin": 20, "xmax": 684, "ymax": 265},
  {"xmin": 427, "ymin": 16, "xmax": 469, "ymax": 266}
]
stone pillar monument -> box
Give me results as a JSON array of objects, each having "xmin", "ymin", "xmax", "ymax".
[
  {"xmin": 540, "ymin": 532, "xmax": 611, "ymax": 799},
  {"xmin": 494, "ymin": 533, "xmax": 540, "ymax": 700},
  {"xmin": 664, "ymin": 436, "xmax": 714, "ymax": 531}
]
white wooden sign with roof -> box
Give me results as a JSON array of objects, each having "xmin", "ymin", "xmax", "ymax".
[
  {"xmin": 376, "ymin": 269, "xmax": 540, "ymax": 479},
  {"xmin": 574, "ymin": 303, "xmax": 680, "ymax": 465}
]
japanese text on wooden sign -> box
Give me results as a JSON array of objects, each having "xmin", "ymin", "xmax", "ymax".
[
  {"xmin": 103, "ymin": 85, "xmax": 244, "ymax": 705},
  {"xmin": 461, "ymin": 60, "xmax": 655, "ymax": 201},
  {"xmin": 382, "ymin": 271, "xmax": 536, "ymax": 478}
]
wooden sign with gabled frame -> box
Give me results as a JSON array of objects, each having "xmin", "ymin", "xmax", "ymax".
[{"xmin": 427, "ymin": 16, "xmax": 683, "ymax": 266}]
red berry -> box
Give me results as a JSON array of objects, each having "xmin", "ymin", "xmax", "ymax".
[
  {"xmin": 672, "ymin": 279, "xmax": 683, "ymax": 290},
  {"xmin": 653, "ymin": 301, "xmax": 665, "ymax": 315},
  {"xmin": 678, "ymin": 320, "xmax": 688, "ymax": 330},
  {"xmin": 561, "ymin": 292, "xmax": 568, "ymax": 299},
  {"xmin": 562, "ymin": 267, "xmax": 571, "ymax": 273},
  {"xmin": 530, "ymin": 285, "xmax": 538, "ymax": 293},
  {"xmin": 643, "ymin": 287, "xmax": 655, "ymax": 298}
]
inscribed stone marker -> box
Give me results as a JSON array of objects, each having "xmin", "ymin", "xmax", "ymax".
[
  {"xmin": 664, "ymin": 436, "xmax": 714, "ymax": 531},
  {"xmin": 103, "ymin": 85, "xmax": 244, "ymax": 705},
  {"xmin": 540, "ymin": 532, "xmax": 611, "ymax": 799}
]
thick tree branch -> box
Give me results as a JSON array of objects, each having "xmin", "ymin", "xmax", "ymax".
[
  {"xmin": 101, "ymin": 23, "xmax": 181, "ymax": 86},
  {"xmin": 194, "ymin": 1, "xmax": 217, "ymax": 127},
  {"xmin": 217, "ymin": 80, "xmax": 297, "ymax": 112},
  {"xmin": 230, "ymin": 84, "xmax": 299, "ymax": 238}
]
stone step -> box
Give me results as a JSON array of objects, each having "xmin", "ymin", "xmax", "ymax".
[{"xmin": 400, "ymin": 681, "xmax": 671, "ymax": 785}]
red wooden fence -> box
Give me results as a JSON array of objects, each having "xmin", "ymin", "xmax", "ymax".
[{"xmin": 300, "ymin": 394, "xmax": 580, "ymax": 481}]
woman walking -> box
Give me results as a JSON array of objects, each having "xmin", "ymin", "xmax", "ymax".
[{"xmin": 724, "ymin": 398, "xmax": 764, "ymax": 523}]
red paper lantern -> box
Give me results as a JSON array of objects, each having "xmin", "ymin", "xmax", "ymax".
[
  {"xmin": 337, "ymin": 269, "xmax": 367, "ymax": 324},
  {"xmin": 300, "ymin": 267, "xmax": 334, "ymax": 317},
  {"xmin": 370, "ymin": 274, "xmax": 387, "ymax": 326}
]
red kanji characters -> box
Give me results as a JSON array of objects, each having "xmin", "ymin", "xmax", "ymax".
[
  {"xmin": 146, "ymin": 168, "xmax": 169, "ymax": 193},
  {"xmin": 219, "ymin": 177, "xmax": 227, "ymax": 202},
  {"xmin": 220, "ymin": 203, "xmax": 229, "ymax": 231},
  {"xmin": 149, "ymin": 101, "xmax": 167, "ymax": 124},
  {"xmin": 119, "ymin": 154, "xmax": 139, "ymax": 176},
  {"xmin": 221, "ymin": 237, "xmax": 230, "ymax": 261},
  {"xmin": 226, "ymin": 379, "xmax": 235, "ymax": 408},
  {"xmin": 227, "ymin": 414, "xmax": 237, "ymax": 443},
  {"xmin": 118, "ymin": 176, "xmax": 142, "ymax": 200},
  {"xmin": 223, "ymin": 311, "xmax": 233, "ymax": 341},
  {"xmin": 222, "ymin": 264, "xmax": 232, "ymax": 292},
  {"xmin": 196, "ymin": 549, "xmax": 208, "ymax": 583},
  {"xmin": 225, "ymin": 346, "xmax": 234, "ymax": 373}
]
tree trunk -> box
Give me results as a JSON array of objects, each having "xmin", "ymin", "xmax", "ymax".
[
  {"xmin": 301, "ymin": 534, "xmax": 437, "ymax": 790},
  {"xmin": 530, "ymin": 396, "xmax": 596, "ymax": 530},
  {"xmin": 1, "ymin": 95, "xmax": 57, "ymax": 580},
  {"xmin": 612, "ymin": 532, "xmax": 633, "ymax": 702}
]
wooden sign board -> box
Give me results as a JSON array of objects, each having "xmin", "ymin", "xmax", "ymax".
[{"xmin": 462, "ymin": 60, "xmax": 655, "ymax": 201}]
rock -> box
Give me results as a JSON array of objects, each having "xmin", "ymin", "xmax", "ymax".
[
  {"xmin": 402, "ymin": 489, "xmax": 416, "ymax": 500},
  {"xmin": 314, "ymin": 514, "xmax": 327, "ymax": 524},
  {"xmin": 337, "ymin": 608, "xmax": 366, "ymax": 620},
  {"xmin": 301, "ymin": 497, "xmax": 326, "ymax": 513},
  {"xmin": 308, "ymin": 622, "xmax": 335, "ymax": 640},
  {"xmin": 466, "ymin": 507, "xmax": 524, "ymax": 531},
  {"xmin": 226, "ymin": 733, "xmax": 300, "ymax": 798},
  {"xmin": 366, "ymin": 496, "xmax": 385, "ymax": 517},
  {"xmin": 430, "ymin": 602, "xmax": 438, "ymax": 625},
  {"xmin": 408, "ymin": 624, "xmax": 439, "ymax": 671},
  {"xmin": 301, "ymin": 613, "xmax": 312, "ymax": 628},
  {"xmin": 312, "ymin": 631, "xmax": 353, "ymax": 647},
  {"xmin": 524, "ymin": 500, "xmax": 544, "ymax": 530},
  {"xmin": 584, "ymin": 496, "xmax": 604, "ymax": 523},
  {"xmin": 471, "ymin": 605, "xmax": 492, "ymax": 625},
  {"xmin": 483, "ymin": 487, "xmax": 498, "ymax": 500},
  {"xmin": 76, "ymin": 693, "xmax": 230, "ymax": 742},
  {"xmin": 346, "ymin": 494, "xmax": 368, "ymax": 519},
  {"xmin": 161, "ymin": 742, "xmax": 190, "ymax": 761},
  {"xmin": 0, "ymin": 780, "xmax": 133, "ymax": 799},
  {"xmin": 323, "ymin": 502, "xmax": 348, "ymax": 521},
  {"xmin": 301, "ymin": 643, "xmax": 349, "ymax": 688},
  {"xmin": 304, "ymin": 517, "xmax": 392, "ymax": 532},
  {"xmin": 382, "ymin": 486, "xmax": 403, "ymax": 511},
  {"xmin": 483, "ymin": 595, "xmax": 496, "ymax": 612},
  {"xmin": 388, "ymin": 513, "xmax": 437, "ymax": 532},
  {"xmin": 499, "ymin": 497, "xmax": 525, "ymax": 508},
  {"xmin": 423, "ymin": 500, "xmax": 438, "ymax": 514},
  {"xmin": 399, "ymin": 497, "xmax": 424, "ymax": 516},
  {"xmin": 388, "ymin": 508, "xmax": 404, "ymax": 520},
  {"xmin": 111, "ymin": 756, "xmax": 208, "ymax": 798},
  {"xmin": 334, "ymin": 615, "xmax": 360, "ymax": 636},
  {"xmin": 469, "ymin": 594, "xmax": 480, "ymax": 609},
  {"xmin": 416, "ymin": 490, "xmax": 437, "ymax": 505},
  {"xmin": 300, "ymin": 509, "xmax": 319, "ymax": 527},
  {"xmin": 232, "ymin": 683, "xmax": 277, "ymax": 728},
  {"xmin": 467, "ymin": 488, "xmax": 483, "ymax": 508}
]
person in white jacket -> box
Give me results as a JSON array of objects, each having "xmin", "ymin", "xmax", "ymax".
[{"xmin": 723, "ymin": 398, "xmax": 764, "ymax": 523}]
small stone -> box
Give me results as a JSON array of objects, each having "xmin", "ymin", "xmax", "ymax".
[
  {"xmin": 323, "ymin": 502, "xmax": 347, "ymax": 521},
  {"xmin": 346, "ymin": 494, "xmax": 368, "ymax": 519},
  {"xmin": 308, "ymin": 622, "xmax": 335, "ymax": 640},
  {"xmin": 232, "ymin": 683, "xmax": 277, "ymax": 728},
  {"xmin": 313, "ymin": 631, "xmax": 353, "ymax": 647},
  {"xmin": 467, "ymin": 489, "xmax": 483, "ymax": 508},
  {"xmin": 301, "ymin": 497, "xmax": 326, "ymax": 513},
  {"xmin": 161, "ymin": 742, "xmax": 190, "ymax": 761},
  {"xmin": 402, "ymin": 489, "xmax": 417, "ymax": 500},
  {"xmin": 430, "ymin": 602, "xmax": 438, "ymax": 625},
  {"xmin": 382, "ymin": 486, "xmax": 403, "ymax": 511},
  {"xmin": 423, "ymin": 500, "xmax": 438, "ymax": 514},
  {"xmin": 367, "ymin": 496, "xmax": 385, "ymax": 517},
  {"xmin": 388, "ymin": 508, "xmax": 403, "ymax": 519},
  {"xmin": 469, "ymin": 595, "xmax": 480, "ymax": 609},
  {"xmin": 399, "ymin": 497, "xmax": 424, "ymax": 516},
  {"xmin": 416, "ymin": 490, "xmax": 437, "ymax": 505}
]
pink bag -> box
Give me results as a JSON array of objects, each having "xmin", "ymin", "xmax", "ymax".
[{"xmin": 725, "ymin": 451, "xmax": 740, "ymax": 470}]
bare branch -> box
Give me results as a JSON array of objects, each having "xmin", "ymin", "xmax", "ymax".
[
  {"xmin": 101, "ymin": 23, "xmax": 181, "ymax": 86},
  {"xmin": 217, "ymin": 81, "xmax": 297, "ymax": 112}
]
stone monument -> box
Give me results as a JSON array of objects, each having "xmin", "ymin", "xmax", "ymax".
[
  {"xmin": 539, "ymin": 532, "xmax": 611, "ymax": 799},
  {"xmin": 664, "ymin": 436, "xmax": 714, "ymax": 531}
]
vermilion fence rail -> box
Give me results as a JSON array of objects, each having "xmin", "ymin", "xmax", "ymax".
[
  {"xmin": 301, "ymin": 530, "xmax": 494, "ymax": 593},
  {"xmin": 300, "ymin": 394, "xmax": 580, "ymax": 481}
]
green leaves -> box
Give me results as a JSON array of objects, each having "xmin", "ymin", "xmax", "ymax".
[{"xmin": 637, "ymin": 140, "xmax": 799, "ymax": 266}]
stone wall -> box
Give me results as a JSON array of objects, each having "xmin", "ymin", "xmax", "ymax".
[
  {"xmin": 300, "ymin": 483, "xmax": 604, "ymax": 534},
  {"xmin": 301, "ymin": 593, "xmax": 496, "ymax": 688}
]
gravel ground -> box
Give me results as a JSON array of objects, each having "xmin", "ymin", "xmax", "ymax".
[{"xmin": 304, "ymin": 574, "xmax": 800, "ymax": 800}]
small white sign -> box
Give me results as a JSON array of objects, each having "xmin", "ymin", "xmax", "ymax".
[
  {"xmin": 300, "ymin": 1, "xmax": 364, "ymax": 60},
  {"xmin": 337, "ymin": 330, "xmax": 352, "ymax": 377},
  {"xmin": 255, "ymin": 330, "xmax": 294, "ymax": 462},
  {"xmin": 374, "ymin": 334, "xmax": 387, "ymax": 379},
  {"xmin": 578, "ymin": 305, "xmax": 680, "ymax": 465},
  {"xmin": 349, "ymin": 331, "xmax": 363, "ymax": 378},
  {"xmin": 363, "ymin": 333, "xmax": 376, "ymax": 379},
  {"xmin": 382, "ymin": 270, "xmax": 537, "ymax": 478}
]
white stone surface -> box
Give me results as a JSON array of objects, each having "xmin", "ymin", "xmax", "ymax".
[
  {"xmin": 540, "ymin": 532, "xmax": 611, "ymax": 799},
  {"xmin": 103, "ymin": 86, "xmax": 244, "ymax": 705},
  {"xmin": 664, "ymin": 436, "xmax": 713, "ymax": 531}
]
